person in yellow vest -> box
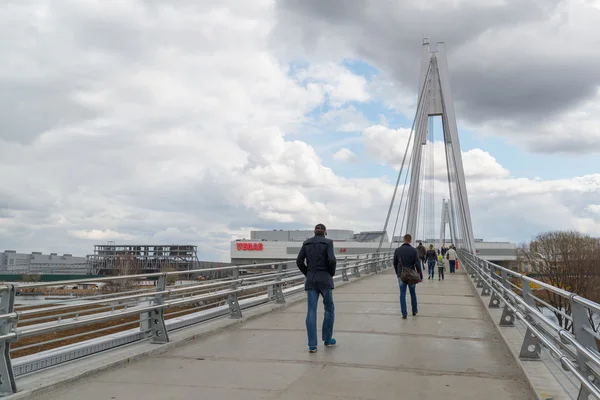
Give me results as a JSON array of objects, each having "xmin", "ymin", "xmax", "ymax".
[{"xmin": 436, "ymin": 254, "xmax": 445, "ymax": 281}]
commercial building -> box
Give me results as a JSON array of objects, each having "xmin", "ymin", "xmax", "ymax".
[
  {"xmin": 230, "ymin": 229, "xmax": 518, "ymax": 266},
  {"xmin": 0, "ymin": 250, "xmax": 87, "ymax": 274}
]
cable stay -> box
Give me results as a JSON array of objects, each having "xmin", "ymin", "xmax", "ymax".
[{"xmin": 378, "ymin": 40, "xmax": 476, "ymax": 254}]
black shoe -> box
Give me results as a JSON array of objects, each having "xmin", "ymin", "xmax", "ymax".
[
  {"xmin": 402, "ymin": 315, "xmax": 407, "ymax": 319},
  {"xmin": 412, "ymin": 312, "xmax": 418, "ymax": 316}
]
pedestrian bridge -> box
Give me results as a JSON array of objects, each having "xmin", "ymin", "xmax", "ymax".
[
  {"xmin": 4, "ymin": 40, "xmax": 600, "ymax": 400},
  {"xmin": 2, "ymin": 252, "xmax": 599, "ymax": 400}
]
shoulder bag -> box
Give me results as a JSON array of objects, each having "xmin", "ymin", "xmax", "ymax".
[{"xmin": 399, "ymin": 256, "xmax": 421, "ymax": 285}]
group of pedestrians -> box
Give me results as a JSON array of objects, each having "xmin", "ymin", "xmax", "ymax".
[
  {"xmin": 295, "ymin": 224, "xmax": 460, "ymax": 352},
  {"xmin": 416, "ymin": 242, "xmax": 458, "ymax": 280}
]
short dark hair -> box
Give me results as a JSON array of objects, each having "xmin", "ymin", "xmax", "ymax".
[
  {"xmin": 403, "ymin": 234, "xmax": 412, "ymax": 242},
  {"xmin": 314, "ymin": 223, "xmax": 326, "ymax": 231}
]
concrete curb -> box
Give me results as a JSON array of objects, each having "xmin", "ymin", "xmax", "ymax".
[
  {"xmin": 465, "ymin": 270, "xmax": 572, "ymax": 400},
  {"xmin": 8, "ymin": 269, "xmax": 383, "ymax": 399}
]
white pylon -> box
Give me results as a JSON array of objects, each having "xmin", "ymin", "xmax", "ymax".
[
  {"xmin": 404, "ymin": 39, "xmax": 476, "ymax": 253},
  {"xmin": 438, "ymin": 198, "xmax": 456, "ymax": 250}
]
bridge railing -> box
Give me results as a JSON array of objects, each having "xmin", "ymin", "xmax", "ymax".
[
  {"xmin": 458, "ymin": 250, "xmax": 600, "ymax": 400},
  {"xmin": 0, "ymin": 251, "xmax": 393, "ymax": 395}
]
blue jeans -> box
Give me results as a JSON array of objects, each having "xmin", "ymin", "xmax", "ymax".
[
  {"xmin": 427, "ymin": 259, "xmax": 436, "ymax": 278},
  {"xmin": 449, "ymin": 260, "xmax": 456, "ymax": 273},
  {"xmin": 398, "ymin": 278, "xmax": 417, "ymax": 316},
  {"xmin": 306, "ymin": 289, "xmax": 335, "ymax": 349}
]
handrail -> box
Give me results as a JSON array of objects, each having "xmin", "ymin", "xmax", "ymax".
[
  {"xmin": 457, "ymin": 249, "xmax": 600, "ymax": 400},
  {"xmin": 0, "ymin": 251, "xmax": 394, "ymax": 395}
]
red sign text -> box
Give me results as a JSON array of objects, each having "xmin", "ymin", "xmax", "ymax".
[{"xmin": 237, "ymin": 242, "xmax": 264, "ymax": 251}]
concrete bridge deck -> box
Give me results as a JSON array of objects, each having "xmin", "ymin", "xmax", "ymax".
[{"xmin": 29, "ymin": 269, "xmax": 533, "ymax": 400}]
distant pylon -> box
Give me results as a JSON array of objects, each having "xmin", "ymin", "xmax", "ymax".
[
  {"xmin": 438, "ymin": 199, "xmax": 456, "ymax": 249},
  {"xmin": 404, "ymin": 40, "xmax": 476, "ymax": 253}
]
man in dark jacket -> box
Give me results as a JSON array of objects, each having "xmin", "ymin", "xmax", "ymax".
[
  {"xmin": 393, "ymin": 234, "xmax": 422, "ymax": 319},
  {"xmin": 416, "ymin": 241, "xmax": 426, "ymax": 264},
  {"xmin": 296, "ymin": 223, "xmax": 337, "ymax": 353}
]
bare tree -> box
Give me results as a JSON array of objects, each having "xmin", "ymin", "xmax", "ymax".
[
  {"xmin": 160, "ymin": 263, "xmax": 178, "ymax": 286},
  {"xmin": 104, "ymin": 255, "xmax": 142, "ymax": 293},
  {"xmin": 21, "ymin": 274, "xmax": 41, "ymax": 283},
  {"xmin": 519, "ymin": 231, "xmax": 600, "ymax": 331}
]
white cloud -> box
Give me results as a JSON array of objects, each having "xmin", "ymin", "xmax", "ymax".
[
  {"xmin": 586, "ymin": 205, "xmax": 600, "ymax": 215},
  {"xmin": 0, "ymin": 0, "xmax": 599, "ymax": 263},
  {"xmin": 294, "ymin": 63, "xmax": 371, "ymax": 106},
  {"xmin": 332, "ymin": 148, "xmax": 359, "ymax": 162},
  {"xmin": 69, "ymin": 229, "xmax": 136, "ymax": 241},
  {"xmin": 361, "ymin": 125, "xmax": 509, "ymax": 180}
]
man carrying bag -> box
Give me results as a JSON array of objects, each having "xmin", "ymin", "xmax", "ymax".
[{"xmin": 394, "ymin": 234, "xmax": 423, "ymax": 319}]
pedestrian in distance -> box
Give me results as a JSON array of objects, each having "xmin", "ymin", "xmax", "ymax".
[
  {"xmin": 446, "ymin": 245, "xmax": 458, "ymax": 273},
  {"xmin": 437, "ymin": 253, "xmax": 445, "ymax": 281},
  {"xmin": 425, "ymin": 245, "xmax": 437, "ymax": 280},
  {"xmin": 296, "ymin": 223, "xmax": 337, "ymax": 353},
  {"xmin": 416, "ymin": 241, "xmax": 426, "ymax": 274},
  {"xmin": 394, "ymin": 234, "xmax": 423, "ymax": 319}
]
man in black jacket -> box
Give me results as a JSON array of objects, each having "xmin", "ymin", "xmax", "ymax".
[
  {"xmin": 296, "ymin": 223, "xmax": 337, "ymax": 353},
  {"xmin": 394, "ymin": 234, "xmax": 422, "ymax": 319}
]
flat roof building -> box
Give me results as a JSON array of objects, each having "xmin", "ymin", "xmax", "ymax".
[
  {"xmin": 231, "ymin": 229, "xmax": 518, "ymax": 267},
  {"xmin": 0, "ymin": 250, "xmax": 88, "ymax": 274}
]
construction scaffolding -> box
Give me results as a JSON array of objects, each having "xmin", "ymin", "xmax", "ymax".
[{"xmin": 86, "ymin": 243, "xmax": 200, "ymax": 275}]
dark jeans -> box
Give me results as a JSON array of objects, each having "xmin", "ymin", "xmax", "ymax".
[
  {"xmin": 306, "ymin": 289, "xmax": 335, "ymax": 349},
  {"xmin": 438, "ymin": 266, "xmax": 445, "ymax": 280},
  {"xmin": 398, "ymin": 278, "xmax": 417, "ymax": 316},
  {"xmin": 427, "ymin": 259, "xmax": 436, "ymax": 278},
  {"xmin": 449, "ymin": 260, "xmax": 456, "ymax": 273}
]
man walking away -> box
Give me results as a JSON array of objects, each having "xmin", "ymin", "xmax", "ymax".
[
  {"xmin": 447, "ymin": 245, "xmax": 458, "ymax": 273},
  {"xmin": 425, "ymin": 245, "xmax": 437, "ymax": 280},
  {"xmin": 394, "ymin": 234, "xmax": 423, "ymax": 319},
  {"xmin": 416, "ymin": 242, "xmax": 426, "ymax": 273},
  {"xmin": 296, "ymin": 223, "xmax": 337, "ymax": 353}
]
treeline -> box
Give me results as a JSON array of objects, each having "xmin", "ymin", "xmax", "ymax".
[{"xmin": 518, "ymin": 230, "xmax": 600, "ymax": 333}]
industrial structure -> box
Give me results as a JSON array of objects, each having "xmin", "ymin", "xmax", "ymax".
[
  {"xmin": 230, "ymin": 229, "xmax": 517, "ymax": 266},
  {"xmin": 86, "ymin": 243, "xmax": 201, "ymax": 275},
  {"xmin": 0, "ymin": 243, "xmax": 231, "ymax": 278}
]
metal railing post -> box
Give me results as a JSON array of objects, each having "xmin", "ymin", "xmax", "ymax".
[
  {"xmin": 148, "ymin": 275, "xmax": 169, "ymax": 344},
  {"xmin": 518, "ymin": 277, "xmax": 541, "ymax": 360},
  {"xmin": 570, "ymin": 296, "xmax": 600, "ymax": 400},
  {"xmin": 481, "ymin": 261, "xmax": 491, "ymax": 296},
  {"xmin": 353, "ymin": 256, "xmax": 361, "ymax": 277},
  {"xmin": 274, "ymin": 263, "xmax": 285, "ymax": 304},
  {"xmin": 0, "ymin": 285, "xmax": 17, "ymax": 395},
  {"xmin": 501, "ymin": 269, "xmax": 509, "ymax": 290},
  {"xmin": 267, "ymin": 264, "xmax": 276, "ymax": 300},
  {"xmin": 342, "ymin": 256, "xmax": 349, "ymax": 282},
  {"xmin": 227, "ymin": 267, "xmax": 242, "ymax": 319}
]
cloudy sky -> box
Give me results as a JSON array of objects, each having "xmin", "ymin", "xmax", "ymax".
[{"xmin": 1, "ymin": 0, "xmax": 599, "ymax": 262}]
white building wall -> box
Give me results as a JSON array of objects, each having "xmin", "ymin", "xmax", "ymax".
[
  {"xmin": 230, "ymin": 240, "xmax": 517, "ymax": 265},
  {"xmin": 0, "ymin": 251, "xmax": 87, "ymax": 272}
]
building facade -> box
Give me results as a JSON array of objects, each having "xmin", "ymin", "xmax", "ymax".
[
  {"xmin": 0, "ymin": 250, "xmax": 87, "ymax": 274},
  {"xmin": 231, "ymin": 229, "xmax": 518, "ymax": 266}
]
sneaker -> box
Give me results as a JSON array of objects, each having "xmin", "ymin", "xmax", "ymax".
[
  {"xmin": 412, "ymin": 312, "xmax": 418, "ymax": 316},
  {"xmin": 324, "ymin": 339, "xmax": 336, "ymax": 347},
  {"xmin": 309, "ymin": 347, "xmax": 318, "ymax": 353},
  {"xmin": 402, "ymin": 315, "xmax": 407, "ymax": 319}
]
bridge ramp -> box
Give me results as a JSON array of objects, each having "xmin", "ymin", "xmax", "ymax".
[{"xmin": 31, "ymin": 269, "xmax": 533, "ymax": 400}]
